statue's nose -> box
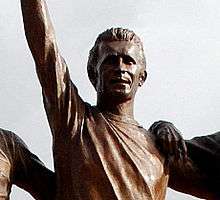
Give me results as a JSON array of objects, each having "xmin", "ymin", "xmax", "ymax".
[{"xmin": 115, "ymin": 57, "xmax": 127, "ymax": 72}]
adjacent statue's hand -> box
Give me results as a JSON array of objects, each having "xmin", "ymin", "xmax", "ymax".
[{"xmin": 149, "ymin": 120, "xmax": 187, "ymax": 163}]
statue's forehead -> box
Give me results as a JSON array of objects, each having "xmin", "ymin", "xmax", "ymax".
[{"xmin": 98, "ymin": 41, "xmax": 142, "ymax": 59}]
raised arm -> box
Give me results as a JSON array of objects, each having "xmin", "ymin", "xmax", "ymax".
[
  {"xmin": 20, "ymin": 0, "xmax": 58, "ymax": 67},
  {"xmin": 21, "ymin": 0, "xmax": 70, "ymax": 134},
  {"xmin": 20, "ymin": 0, "xmax": 67, "ymax": 102},
  {"xmin": 20, "ymin": 0, "xmax": 85, "ymax": 135}
]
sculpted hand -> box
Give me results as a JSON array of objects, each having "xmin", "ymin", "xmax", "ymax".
[{"xmin": 149, "ymin": 121, "xmax": 187, "ymax": 163}]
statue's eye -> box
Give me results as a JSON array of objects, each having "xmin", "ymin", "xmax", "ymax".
[
  {"xmin": 123, "ymin": 55, "xmax": 136, "ymax": 65},
  {"xmin": 102, "ymin": 55, "xmax": 136, "ymax": 66},
  {"xmin": 103, "ymin": 55, "xmax": 118, "ymax": 65}
]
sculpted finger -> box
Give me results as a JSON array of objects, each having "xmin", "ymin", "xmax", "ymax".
[
  {"xmin": 149, "ymin": 120, "xmax": 172, "ymax": 134},
  {"xmin": 179, "ymin": 138, "xmax": 187, "ymax": 160},
  {"xmin": 158, "ymin": 129, "xmax": 173, "ymax": 157},
  {"xmin": 172, "ymin": 127, "xmax": 187, "ymax": 161},
  {"xmin": 169, "ymin": 127, "xmax": 181, "ymax": 160},
  {"xmin": 149, "ymin": 121, "xmax": 165, "ymax": 134}
]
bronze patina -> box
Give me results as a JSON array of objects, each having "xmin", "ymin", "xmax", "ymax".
[
  {"xmin": 20, "ymin": 0, "xmax": 169, "ymax": 199},
  {"xmin": 20, "ymin": 0, "xmax": 220, "ymax": 200}
]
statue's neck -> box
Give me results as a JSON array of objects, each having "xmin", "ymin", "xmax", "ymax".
[{"xmin": 96, "ymin": 96, "xmax": 135, "ymax": 118}]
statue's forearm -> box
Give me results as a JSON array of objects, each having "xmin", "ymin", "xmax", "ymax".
[
  {"xmin": 20, "ymin": 0, "xmax": 57, "ymax": 66},
  {"xmin": 168, "ymin": 137, "xmax": 220, "ymax": 199},
  {"xmin": 168, "ymin": 158, "xmax": 211, "ymax": 199}
]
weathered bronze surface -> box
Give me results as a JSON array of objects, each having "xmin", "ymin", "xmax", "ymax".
[
  {"xmin": 0, "ymin": 128, "xmax": 54, "ymax": 200},
  {"xmin": 20, "ymin": 0, "xmax": 169, "ymax": 199},
  {"xmin": 19, "ymin": 1, "xmax": 220, "ymax": 200}
]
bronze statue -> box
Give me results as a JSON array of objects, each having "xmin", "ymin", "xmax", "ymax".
[
  {"xmin": 0, "ymin": 128, "xmax": 55, "ymax": 200},
  {"xmin": 149, "ymin": 121, "xmax": 220, "ymax": 199},
  {"xmin": 20, "ymin": 0, "xmax": 177, "ymax": 199},
  {"xmin": 20, "ymin": 0, "xmax": 219, "ymax": 200}
]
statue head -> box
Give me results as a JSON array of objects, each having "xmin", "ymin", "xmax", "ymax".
[
  {"xmin": 88, "ymin": 28, "xmax": 146, "ymax": 85},
  {"xmin": 87, "ymin": 28, "xmax": 147, "ymax": 100}
]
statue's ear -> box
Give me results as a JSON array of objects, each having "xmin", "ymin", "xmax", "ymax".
[{"xmin": 138, "ymin": 70, "xmax": 147, "ymax": 87}]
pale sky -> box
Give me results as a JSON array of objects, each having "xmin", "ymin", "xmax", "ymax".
[{"xmin": 0, "ymin": 0, "xmax": 220, "ymax": 199}]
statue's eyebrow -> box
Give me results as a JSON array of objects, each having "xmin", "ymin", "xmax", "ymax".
[
  {"xmin": 100, "ymin": 43, "xmax": 139, "ymax": 64},
  {"xmin": 102, "ymin": 45, "xmax": 132, "ymax": 56}
]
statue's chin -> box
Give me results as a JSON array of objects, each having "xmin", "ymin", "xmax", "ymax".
[
  {"xmin": 98, "ymin": 86, "xmax": 135, "ymax": 102},
  {"xmin": 107, "ymin": 90, "xmax": 133, "ymax": 102}
]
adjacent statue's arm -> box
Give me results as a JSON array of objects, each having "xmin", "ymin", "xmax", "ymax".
[
  {"xmin": 0, "ymin": 129, "xmax": 55, "ymax": 200},
  {"xmin": 169, "ymin": 133, "xmax": 220, "ymax": 199},
  {"xmin": 149, "ymin": 121, "xmax": 220, "ymax": 199}
]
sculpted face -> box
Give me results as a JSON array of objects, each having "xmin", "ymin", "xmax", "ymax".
[{"xmin": 95, "ymin": 41, "xmax": 147, "ymax": 101}]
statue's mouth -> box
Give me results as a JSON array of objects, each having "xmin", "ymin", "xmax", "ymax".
[{"xmin": 110, "ymin": 77, "xmax": 131, "ymax": 85}]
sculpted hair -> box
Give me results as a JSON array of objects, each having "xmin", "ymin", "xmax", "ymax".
[{"xmin": 87, "ymin": 27, "xmax": 146, "ymax": 87}]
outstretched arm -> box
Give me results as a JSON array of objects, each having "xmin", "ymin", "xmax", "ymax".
[
  {"xmin": 169, "ymin": 133, "xmax": 220, "ymax": 199},
  {"xmin": 149, "ymin": 121, "xmax": 220, "ymax": 199}
]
